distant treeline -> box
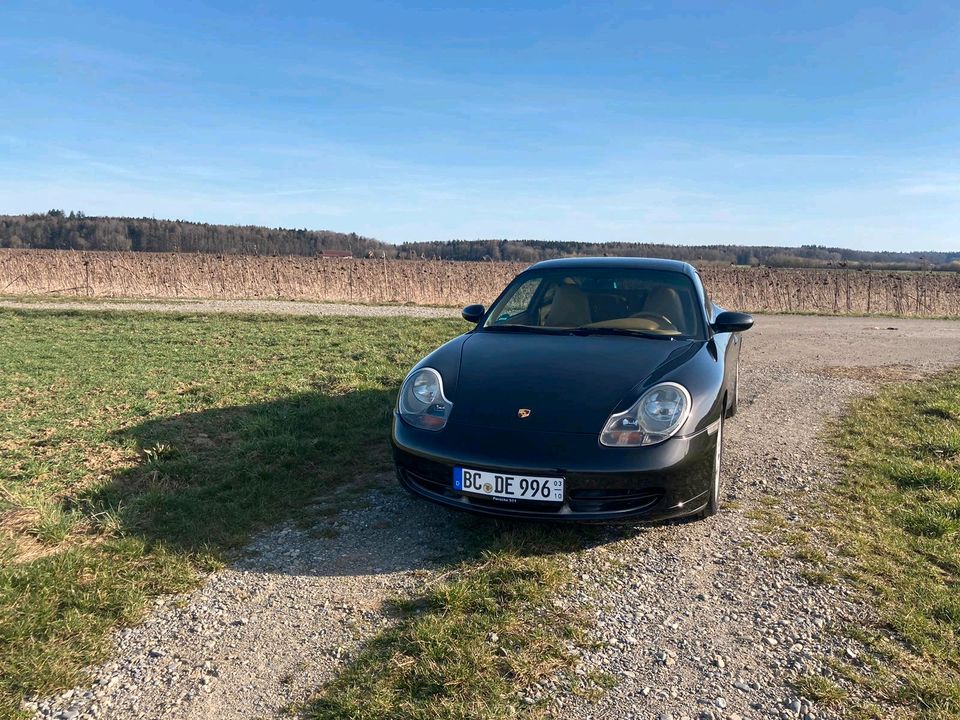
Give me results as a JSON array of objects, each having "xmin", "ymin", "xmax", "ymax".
[
  {"xmin": 0, "ymin": 210, "xmax": 390, "ymax": 257},
  {"xmin": 2, "ymin": 211, "xmax": 959, "ymax": 271},
  {"xmin": 398, "ymin": 239, "xmax": 960, "ymax": 271}
]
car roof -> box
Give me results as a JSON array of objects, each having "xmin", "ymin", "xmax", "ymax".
[{"xmin": 527, "ymin": 256, "xmax": 698, "ymax": 277}]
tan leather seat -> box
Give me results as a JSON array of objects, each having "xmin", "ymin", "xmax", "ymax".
[
  {"xmin": 544, "ymin": 284, "xmax": 592, "ymax": 327},
  {"xmin": 643, "ymin": 287, "xmax": 683, "ymax": 325}
]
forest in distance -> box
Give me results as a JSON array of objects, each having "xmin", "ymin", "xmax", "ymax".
[{"xmin": 2, "ymin": 209, "xmax": 959, "ymax": 271}]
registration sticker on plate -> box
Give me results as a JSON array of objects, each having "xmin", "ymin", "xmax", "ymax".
[{"xmin": 453, "ymin": 467, "xmax": 564, "ymax": 503}]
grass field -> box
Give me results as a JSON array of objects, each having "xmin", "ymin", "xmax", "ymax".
[
  {"xmin": 794, "ymin": 372, "xmax": 960, "ymax": 719},
  {"xmin": 0, "ymin": 309, "xmax": 475, "ymax": 716},
  {"xmin": 0, "ymin": 309, "xmax": 609, "ymax": 720}
]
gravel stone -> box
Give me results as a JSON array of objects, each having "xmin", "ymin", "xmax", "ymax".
[
  {"xmin": 0, "ymin": 298, "xmax": 460, "ymax": 319},
  {"xmin": 548, "ymin": 315, "xmax": 957, "ymax": 719}
]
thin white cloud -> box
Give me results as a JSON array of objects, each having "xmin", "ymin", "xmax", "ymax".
[{"xmin": 899, "ymin": 179, "xmax": 960, "ymax": 196}]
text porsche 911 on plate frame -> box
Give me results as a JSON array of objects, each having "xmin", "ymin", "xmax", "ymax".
[{"xmin": 392, "ymin": 257, "xmax": 753, "ymax": 522}]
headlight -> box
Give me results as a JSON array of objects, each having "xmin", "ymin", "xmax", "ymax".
[
  {"xmin": 398, "ymin": 367, "xmax": 453, "ymax": 431},
  {"xmin": 600, "ymin": 382, "xmax": 691, "ymax": 447}
]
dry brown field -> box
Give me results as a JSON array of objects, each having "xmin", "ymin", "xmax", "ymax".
[{"xmin": 2, "ymin": 248, "xmax": 959, "ymax": 317}]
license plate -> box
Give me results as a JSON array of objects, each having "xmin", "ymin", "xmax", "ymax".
[{"xmin": 453, "ymin": 467, "xmax": 564, "ymax": 503}]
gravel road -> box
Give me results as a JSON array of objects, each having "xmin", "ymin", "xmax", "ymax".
[
  {"xmin": 0, "ymin": 298, "xmax": 460, "ymax": 319},
  {"xmin": 27, "ymin": 308, "xmax": 960, "ymax": 720}
]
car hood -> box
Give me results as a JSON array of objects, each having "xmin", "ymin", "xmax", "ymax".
[{"xmin": 450, "ymin": 330, "xmax": 699, "ymax": 435}]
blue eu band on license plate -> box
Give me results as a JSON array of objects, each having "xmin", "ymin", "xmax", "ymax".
[{"xmin": 453, "ymin": 466, "xmax": 564, "ymax": 503}]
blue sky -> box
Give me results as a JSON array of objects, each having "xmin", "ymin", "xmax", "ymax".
[{"xmin": 2, "ymin": 1, "xmax": 960, "ymax": 250}]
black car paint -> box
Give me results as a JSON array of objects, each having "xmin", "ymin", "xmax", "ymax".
[
  {"xmin": 392, "ymin": 257, "xmax": 748, "ymax": 522},
  {"xmin": 393, "ymin": 424, "xmax": 716, "ymax": 521},
  {"xmin": 456, "ymin": 332, "xmax": 701, "ymax": 434}
]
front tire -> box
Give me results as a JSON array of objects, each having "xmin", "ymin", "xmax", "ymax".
[{"xmin": 696, "ymin": 416, "xmax": 724, "ymax": 519}]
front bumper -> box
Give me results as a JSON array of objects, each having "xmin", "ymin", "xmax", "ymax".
[{"xmin": 391, "ymin": 413, "xmax": 717, "ymax": 522}]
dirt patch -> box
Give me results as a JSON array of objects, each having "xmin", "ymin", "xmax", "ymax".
[{"xmin": 0, "ymin": 508, "xmax": 58, "ymax": 563}]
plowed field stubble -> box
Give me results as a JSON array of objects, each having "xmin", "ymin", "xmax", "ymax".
[{"xmin": 2, "ymin": 249, "xmax": 959, "ymax": 317}]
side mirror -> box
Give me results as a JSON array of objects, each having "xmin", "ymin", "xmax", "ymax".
[
  {"xmin": 462, "ymin": 304, "xmax": 486, "ymax": 324},
  {"xmin": 712, "ymin": 311, "xmax": 754, "ymax": 334}
]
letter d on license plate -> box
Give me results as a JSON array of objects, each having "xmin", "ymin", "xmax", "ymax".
[{"xmin": 453, "ymin": 467, "xmax": 564, "ymax": 503}]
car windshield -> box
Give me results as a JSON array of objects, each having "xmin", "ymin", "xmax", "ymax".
[{"xmin": 482, "ymin": 268, "xmax": 705, "ymax": 339}]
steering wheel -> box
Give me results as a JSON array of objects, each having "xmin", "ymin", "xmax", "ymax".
[{"xmin": 628, "ymin": 312, "xmax": 679, "ymax": 332}]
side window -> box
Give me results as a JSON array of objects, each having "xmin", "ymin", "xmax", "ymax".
[{"xmin": 494, "ymin": 278, "xmax": 542, "ymax": 323}]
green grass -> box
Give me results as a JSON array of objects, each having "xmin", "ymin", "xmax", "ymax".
[
  {"xmin": 814, "ymin": 370, "xmax": 960, "ymax": 718},
  {"xmin": 0, "ymin": 309, "xmax": 463, "ymax": 717},
  {"xmin": 303, "ymin": 525, "xmax": 601, "ymax": 720},
  {"xmin": 794, "ymin": 674, "xmax": 849, "ymax": 707}
]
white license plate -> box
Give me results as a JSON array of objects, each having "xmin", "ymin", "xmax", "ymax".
[{"xmin": 453, "ymin": 467, "xmax": 564, "ymax": 503}]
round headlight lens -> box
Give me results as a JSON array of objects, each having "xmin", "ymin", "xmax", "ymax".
[
  {"xmin": 640, "ymin": 385, "xmax": 688, "ymax": 434},
  {"xmin": 399, "ymin": 368, "xmax": 453, "ymax": 431},
  {"xmin": 600, "ymin": 382, "xmax": 691, "ymax": 447},
  {"xmin": 411, "ymin": 372, "xmax": 439, "ymax": 405}
]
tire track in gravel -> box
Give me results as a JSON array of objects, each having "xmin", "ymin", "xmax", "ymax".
[{"xmin": 28, "ymin": 314, "xmax": 960, "ymax": 720}]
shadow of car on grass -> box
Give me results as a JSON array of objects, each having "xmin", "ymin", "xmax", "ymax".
[{"xmin": 80, "ymin": 387, "xmax": 633, "ymax": 580}]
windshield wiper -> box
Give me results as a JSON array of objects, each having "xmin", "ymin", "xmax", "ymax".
[
  {"xmin": 483, "ymin": 325, "xmax": 686, "ymax": 340},
  {"xmin": 569, "ymin": 327, "xmax": 681, "ymax": 341},
  {"xmin": 481, "ymin": 324, "xmax": 567, "ymax": 334}
]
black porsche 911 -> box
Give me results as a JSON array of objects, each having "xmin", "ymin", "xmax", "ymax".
[{"xmin": 391, "ymin": 257, "xmax": 753, "ymax": 522}]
